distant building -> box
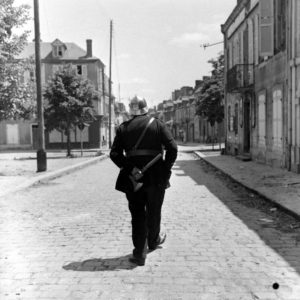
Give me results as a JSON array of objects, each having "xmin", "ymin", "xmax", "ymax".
[
  {"xmin": 288, "ymin": 0, "xmax": 300, "ymax": 173},
  {"xmin": 153, "ymin": 79, "xmax": 225, "ymax": 144},
  {"xmin": 114, "ymin": 101, "xmax": 129, "ymax": 127},
  {"xmin": 1, "ymin": 38, "xmax": 114, "ymax": 150}
]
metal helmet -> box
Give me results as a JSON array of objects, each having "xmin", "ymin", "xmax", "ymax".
[{"xmin": 129, "ymin": 96, "xmax": 148, "ymax": 116}]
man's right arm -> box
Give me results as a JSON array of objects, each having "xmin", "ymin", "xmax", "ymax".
[{"xmin": 110, "ymin": 126, "xmax": 134, "ymax": 172}]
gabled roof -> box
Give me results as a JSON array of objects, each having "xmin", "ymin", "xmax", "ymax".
[
  {"xmin": 17, "ymin": 41, "xmax": 102, "ymax": 62},
  {"xmin": 51, "ymin": 38, "xmax": 66, "ymax": 47}
]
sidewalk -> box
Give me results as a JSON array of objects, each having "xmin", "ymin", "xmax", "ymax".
[
  {"xmin": 0, "ymin": 149, "xmax": 108, "ymax": 198},
  {"xmin": 195, "ymin": 150, "xmax": 300, "ymax": 220}
]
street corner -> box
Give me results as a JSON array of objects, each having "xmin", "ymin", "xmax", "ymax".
[{"xmin": 0, "ymin": 152, "xmax": 108, "ymax": 198}]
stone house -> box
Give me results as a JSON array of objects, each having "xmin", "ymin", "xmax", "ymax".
[
  {"xmin": 167, "ymin": 81, "xmax": 225, "ymax": 143},
  {"xmin": 154, "ymin": 79, "xmax": 225, "ymax": 144},
  {"xmin": 114, "ymin": 101, "xmax": 129, "ymax": 128},
  {"xmin": 288, "ymin": 0, "xmax": 300, "ymax": 173},
  {"xmin": 0, "ymin": 38, "xmax": 114, "ymax": 150},
  {"xmin": 173, "ymin": 86, "xmax": 194, "ymax": 142},
  {"xmin": 222, "ymin": 0, "xmax": 293, "ymax": 170}
]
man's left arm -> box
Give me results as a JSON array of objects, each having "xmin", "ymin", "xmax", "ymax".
[{"xmin": 160, "ymin": 122, "xmax": 178, "ymax": 171}]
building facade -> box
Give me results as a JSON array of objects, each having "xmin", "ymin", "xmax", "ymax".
[
  {"xmin": 0, "ymin": 38, "xmax": 114, "ymax": 150},
  {"xmin": 288, "ymin": 0, "xmax": 300, "ymax": 172},
  {"xmin": 114, "ymin": 101, "xmax": 129, "ymax": 128},
  {"xmin": 222, "ymin": 0, "xmax": 296, "ymax": 171},
  {"xmin": 156, "ymin": 81, "xmax": 225, "ymax": 144}
]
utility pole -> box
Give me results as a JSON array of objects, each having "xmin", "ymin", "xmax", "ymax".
[
  {"xmin": 33, "ymin": 0, "xmax": 47, "ymax": 171},
  {"xmin": 200, "ymin": 41, "xmax": 223, "ymax": 50},
  {"xmin": 108, "ymin": 20, "xmax": 113, "ymax": 148}
]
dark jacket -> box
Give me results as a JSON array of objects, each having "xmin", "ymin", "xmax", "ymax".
[{"xmin": 110, "ymin": 114, "xmax": 178, "ymax": 193}]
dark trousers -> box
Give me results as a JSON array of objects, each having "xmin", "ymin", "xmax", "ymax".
[{"xmin": 126, "ymin": 185, "xmax": 165, "ymax": 258}]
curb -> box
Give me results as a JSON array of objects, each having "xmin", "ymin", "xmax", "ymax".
[
  {"xmin": 194, "ymin": 151, "xmax": 300, "ymax": 221},
  {"xmin": 0, "ymin": 154, "xmax": 108, "ymax": 198}
]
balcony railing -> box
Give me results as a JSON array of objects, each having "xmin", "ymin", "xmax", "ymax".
[{"xmin": 226, "ymin": 64, "xmax": 254, "ymax": 92}]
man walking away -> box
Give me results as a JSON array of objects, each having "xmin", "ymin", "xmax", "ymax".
[{"xmin": 110, "ymin": 96, "xmax": 178, "ymax": 266}]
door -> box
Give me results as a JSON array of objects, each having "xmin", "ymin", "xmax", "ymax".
[
  {"xmin": 32, "ymin": 124, "xmax": 39, "ymax": 149},
  {"xmin": 6, "ymin": 124, "xmax": 19, "ymax": 144}
]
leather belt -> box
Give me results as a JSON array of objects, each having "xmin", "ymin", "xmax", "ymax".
[{"xmin": 126, "ymin": 149, "xmax": 163, "ymax": 157}]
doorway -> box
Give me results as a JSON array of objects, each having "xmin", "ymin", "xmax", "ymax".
[
  {"xmin": 243, "ymin": 97, "xmax": 251, "ymax": 153},
  {"xmin": 6, "ymin": 124, "xmax": 19, "ymax": 144}
]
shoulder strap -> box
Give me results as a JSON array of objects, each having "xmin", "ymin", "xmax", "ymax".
[{"xmin": 132, "ymin": 117, "xmax": 154, "ymax": 150}]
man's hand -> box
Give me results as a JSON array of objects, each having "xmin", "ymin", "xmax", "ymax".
[{"xmin": 131, "ymin": 167, "xmax": 143, "ymax": 181}]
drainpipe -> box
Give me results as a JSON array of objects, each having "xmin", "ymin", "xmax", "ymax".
[
  {"xmin": 287, "ymin": 0, "xmax": 295, "ymax": 171},
  {"xmin": 221, "ymin": 24, "xmax": 228, "ymax": 154}
]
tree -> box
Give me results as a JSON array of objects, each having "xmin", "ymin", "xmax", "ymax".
[
  {"xmin": 44, "ymin": 65, "xmax": 98, "ymax": 156},
  {"xmin": 0, "ymin": 0, "xmax": 35, "ymax": 120},
  {"xmin": 196, "ymin": 52, "xmax": 224, "ymax": 148}
]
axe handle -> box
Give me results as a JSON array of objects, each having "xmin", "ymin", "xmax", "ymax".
[{"xmin": 141, "ymin": 153, "xmax": 163, "ymax": 174}]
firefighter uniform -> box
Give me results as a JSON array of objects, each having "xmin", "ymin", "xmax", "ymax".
[{"xmin": 110, "ymin": 97, "xmax": 177, "ymax": 265}]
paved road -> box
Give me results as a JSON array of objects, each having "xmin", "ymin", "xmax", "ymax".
[{"xmin": 1, "ymin": 152, "xmax": 300, "ymax": 300}]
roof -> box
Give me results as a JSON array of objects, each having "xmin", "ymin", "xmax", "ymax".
[
  {"xmin": 181, "ymin": 96, "xmax": 190, "ymax": 102},
  {"xmin": 221, "ymin": 0, "xmax": 248, "ymax": 34},
  {"xmin": 17, "ymin": 42, "xmax": 101, "ymax": 62}
]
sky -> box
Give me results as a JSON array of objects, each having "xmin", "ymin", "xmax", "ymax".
[{"xmin": 15, "ymin": 0, "xmax": 236, "ymax": 108}]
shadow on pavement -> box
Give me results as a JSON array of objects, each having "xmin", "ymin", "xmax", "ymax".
[
  {"xmin": 175, "ymin": 157, "xmax": 300, "ymax": 276},
  {"xmin": 62, "ymin": 254, "xmax": 137, "ymax": 271}
]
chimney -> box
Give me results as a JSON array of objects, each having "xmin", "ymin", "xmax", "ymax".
[{"xmin": 86, "ymin": 39, "xmax": 92, "ymax": 57}]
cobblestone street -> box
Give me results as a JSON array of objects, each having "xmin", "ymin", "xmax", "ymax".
[{"xmin": 1, "ymin": 151, "xmax": 300, "ymax": 300}]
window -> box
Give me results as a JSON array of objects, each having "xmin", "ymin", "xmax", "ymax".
[
  {"xmin": 259, "ymin": 0, "xmax": 274, "ymax": 57},
  {"xmin": 53, "ymin": 45, "xmax": 64, "ymax": 58},
  {"xmin": 259, "ymin": 0, "xmax": 286, "ymax": 57},
  {"xmin": 77, "ymin": 65, "xmax": 82, "ymax": 75},
  {"xmin": 76, "ymin": 65, "xmax": 87, "ymax": 78},
  {"xmin": 258, "ymin": 91, "xmax": 266, "ymax": 146},
  {"xmin": 272, "ymin": 88, "xmax": 283, "ymax": 148},
  {"xmin": 274, "ymin": 0, "xmax": 286, "ymax": 53},
  {"xmin": 58, "ymin": 47, "xmax": 63, "ymax": 57}
]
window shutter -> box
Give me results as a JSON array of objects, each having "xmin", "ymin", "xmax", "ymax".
[
  {"xmin": 272, "ymin": 90, "xmax": 278, "ymax": 142},
  {"xmin": 278, "ymin": 91, "xmax": 282, "ymax": 142},
  {"xmin": 228, "ymin": 43, "xmax": 232, "ymax": 69},
  {"xmin": 259, "ymin": 0, "xmax": 274, "ymax": 57},
  {"xmin": 272, "ymin": 89, "xmax": 283, "ymax": 148},
  {"xmin": 82, "ymin": 65, "xmax": 88, "ymax": 78},
  {"xmin": 254, "ymin": 15, "xmax": 259, "ymax": 64},
  {"xmin": 258, "ymin": 91, "xmax": 266, "ymax": 146},
  {"xmin": 248, "ymin": 19, "xmax": 254, "ymax": 64}
]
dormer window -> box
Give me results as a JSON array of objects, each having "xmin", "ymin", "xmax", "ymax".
[
  {"xmin": 51, "ymin": 39, "xmax": 66, "ymax": 58},
  {"xmin": 54, "ymin": 45, "xmax": 64, "ymax": 57}
]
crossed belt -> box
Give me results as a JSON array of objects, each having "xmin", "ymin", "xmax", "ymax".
[{"xmin": 125, "ymin": 149, "xmax": 163, "ymax": 157}]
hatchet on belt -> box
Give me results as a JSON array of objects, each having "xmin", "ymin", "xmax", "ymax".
[{"xmin": 129, "ymin": 153, "xmax": 163, "ymax": 192}]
